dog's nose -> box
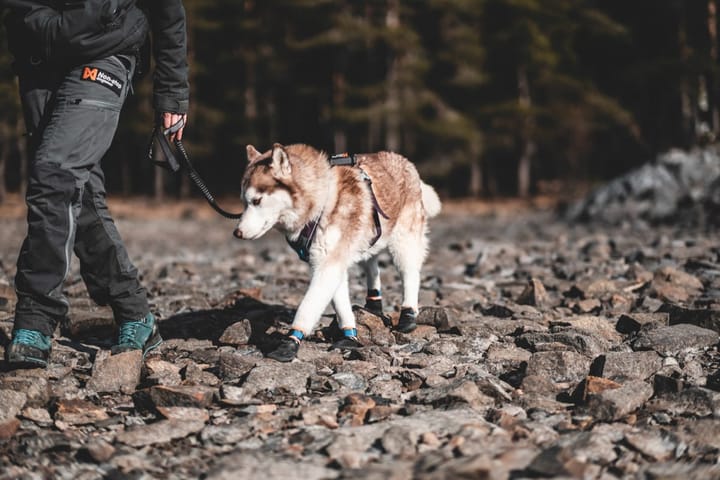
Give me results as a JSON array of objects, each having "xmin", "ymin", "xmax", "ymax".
[{"xmin": 233, "ymin": 228, "xmax": 243, "ymax": 239}]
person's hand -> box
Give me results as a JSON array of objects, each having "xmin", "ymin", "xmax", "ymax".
[{"xmin": 162, "ymin": 112, "xmax": 187, "ymax": 142}]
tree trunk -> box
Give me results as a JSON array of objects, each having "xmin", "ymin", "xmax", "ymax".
[
  {"xmin": 0, "ymin": 123, "xmax": 8, "ymax": 203},
  {"xmin": 679, "ymin": 3, "xmax": 695, "ymax": 147},
  {"xmin": 365, "ymin": 2, "xmax": 381, "ymax": 151},
  {"xmin": 332, "ymin": 71, "xmax": 347, "ymax": 153},
  {"xmin": 469, "ymin": 136, "xmax": 483, "ymax": 197},
  {"xmin": 385, "ymin": 0, "xmax": 401, "ymax": 152},
  {"xmin": 708, "ymin": 0, "xmax": 720, "ymax": 138},
  {"xmin": 517, "ymin": 65, "xmax": 535, "ymax": 198}
]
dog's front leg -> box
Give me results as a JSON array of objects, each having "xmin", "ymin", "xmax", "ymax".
[
  {"xmin": 331, "ymin": 269, "xmax": 355, "ymax": 330},
  {"xmin": 329, "ymin": 269, "xmax": 364, "ymax": 349},
  {"xmin": 290, "ymin": 264, "xmax": 346, "ymax": 335}
]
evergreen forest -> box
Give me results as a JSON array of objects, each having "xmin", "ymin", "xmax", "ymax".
[{"xmin": 0, "ymin": 0, "xmax": 718, "ymax": 202}]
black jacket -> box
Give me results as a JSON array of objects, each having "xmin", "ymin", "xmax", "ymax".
[{"xmin": 2, "ymin": 0, "xmax": 189, "ymax": 113}]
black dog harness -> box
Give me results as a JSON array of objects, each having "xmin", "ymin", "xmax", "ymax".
[{"xmin": 287, "ymin": 153, "xmax": 389, "ymax": 262}]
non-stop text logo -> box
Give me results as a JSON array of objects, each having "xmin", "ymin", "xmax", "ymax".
[{"xmin": 80, "ymin": 66, "xmax": 123, "ymax": 96}]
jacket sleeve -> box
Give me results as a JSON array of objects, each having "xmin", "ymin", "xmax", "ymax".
[{"xmin": 145, "ymin": 0, "xmax": 189, "ymax": 114}]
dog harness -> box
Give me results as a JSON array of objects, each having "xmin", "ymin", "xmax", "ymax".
[{"xmin": 286, "ymin": 152, "xmax": 389, "ymax": 262}]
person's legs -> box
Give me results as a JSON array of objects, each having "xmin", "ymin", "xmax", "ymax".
[
  {"xmin": 74, "ymin": 162, "xmax": 149, "ymax": 323},
  {"xmin": 74, "ymin": 162, "xmax": 161, "ymax": 357},
  {"xmin": 9, "ymin": 55, "xmax": 157, "ymax": 367}
]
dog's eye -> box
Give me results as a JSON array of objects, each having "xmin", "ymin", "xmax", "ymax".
[{"xmin": 251, "ymin": 197, "xmax": 262, "ymax": 206}]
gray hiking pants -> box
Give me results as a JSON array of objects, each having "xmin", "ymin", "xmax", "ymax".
[{"xmin": 14, "ymin": 55, "xmax": 149, "ymax": 337}]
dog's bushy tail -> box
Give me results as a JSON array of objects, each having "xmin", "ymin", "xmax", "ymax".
[{"xmin": 421, "ymin": 182, "xmax": 442, "ymax": 218}]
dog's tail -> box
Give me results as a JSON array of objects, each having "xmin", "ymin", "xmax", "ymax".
[{"xmin": 421, "ymin": 182, "xmax": 442, "ymax": 218}]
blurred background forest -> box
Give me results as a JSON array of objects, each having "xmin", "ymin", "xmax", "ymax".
[{"xmin": 0, "ymin": 0, "xmax": 719, "ymax": 203}]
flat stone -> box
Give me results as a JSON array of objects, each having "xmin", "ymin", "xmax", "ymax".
[
  {"xmin": 156, "ymin": 406, "xmax": 210, "ymax": 423},
  {"xmin": 219, "ymin": 319, "xmax": 252, "ymax": 345},
  {"xmin": 659, "ymin": 303, "xmax": 720, "ymax": 333},
  {"xmin": 115, "ymin": 419, "xmax": 206, "ymax": 447},
  {"xmin": 144, "ymin": 385, "xmax": 216, "ymax": 409},
  {"xmin": 205, "ymin": 452, "xmax": 338, "ymax": 480},
  {"xmin": 219, "ymin": 351, "xmax": 257, "ymax": 381},
  {"xmin": 144, "ymin": 358, "xmax": 183, "ymax": 386},
  {"xmin": 590, "ymin": 351, "xmax": 663, "ymax": 381},
  {"xmin": 54, "ymin": 399, "xmax": 109, "ymax": 425},
  {"xmin": 616, "ymin": 312, "xmax": 670, "ymax": 334},
  {"xmin": 0, "ymin": 418, "xmax": 20, "ymax": 440},
  {"xmin": 242, "ymin": 361, "xmax": 314, "ymax": 397},
  {"xmin": 0, "ymin": 389, "xmax": 27, "ymax": 421},
  {"xmin": 586, "ymin": 380, "xmax": 654, "ymax": 421},
  {"xmin": 87, "ymin": 350, "xmax": 143, "ymax": 394},
  {"xmin": 525, "ymin": 351, "xmax": 592, "ymax": 383},
  {"xmin": 83, "ymin": 439, "xmax": 115, "ymax": 463},
  {"xmin": 632, "ymin": 324, "xmax": 719, "ymax": 355},
  {"xmin": 0, "ymin": 375, "xmax": 50, "ymax": 407},
  {"xmin": 624, "ymin": 429, "xmax": 677, "ymax": 461}
]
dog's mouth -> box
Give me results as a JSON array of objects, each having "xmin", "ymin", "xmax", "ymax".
[{"xmin": 233, "ymin": 222, "xmax": 273, "ymax": 240}]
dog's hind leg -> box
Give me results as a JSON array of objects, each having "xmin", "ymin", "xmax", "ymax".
[
  {"xmin": 362, "ymin": 255, "xmax": 385, "ymax": 317},
  {"xmin": 332, "ymin": 269, "xmax": 355, "ymax": 331},
  {"xmin": 330, "ymin": 270, "xmax": 362, "ymax": 349},
  {"xmin": 389, "ymin": 227, "xmax": 428, "ymax": 333}
]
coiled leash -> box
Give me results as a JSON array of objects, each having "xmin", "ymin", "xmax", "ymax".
[{"xmin": 148, "ymin": 117, "xmax": 244, "ymax": 219}]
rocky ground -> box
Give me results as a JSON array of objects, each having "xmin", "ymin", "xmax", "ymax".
[{"xmin": 1, "ymin": 197, "xmax": 720, "ymax": 479}]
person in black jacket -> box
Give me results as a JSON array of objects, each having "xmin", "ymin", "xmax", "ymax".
[{"xmin": 2, "ymin": 0, "xmax": 189, "ymax": 368}]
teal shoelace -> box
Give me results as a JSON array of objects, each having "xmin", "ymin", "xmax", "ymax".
[
  {"xmin": 13, "ymin": 329, "xmax": 49, "ymax": 348},
  {"xmin": 117, "ymin": 322, "xmax": 142, "ymax": 347}
]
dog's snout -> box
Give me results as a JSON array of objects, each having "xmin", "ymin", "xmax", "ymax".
[{"xmin": 233, "ymin": 228, "xmax": 243, "ymax": 239}]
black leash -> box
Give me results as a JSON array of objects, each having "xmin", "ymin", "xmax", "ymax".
[{"xmin": 148, "ymin": 118, "xmax": 244, "ymax": 219}]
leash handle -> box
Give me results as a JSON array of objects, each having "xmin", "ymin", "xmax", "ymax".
[{"xmin": 147, "ymin": 120, "xmax": 244, "ymax": 220}]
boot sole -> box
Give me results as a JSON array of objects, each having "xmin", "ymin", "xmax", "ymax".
[{"xmin": 6, "ymin": 353, "xmax": 48, "ymax": 369}]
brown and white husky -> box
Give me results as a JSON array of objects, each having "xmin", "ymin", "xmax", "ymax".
[{"xmin": 234, "ymin": 143, "xmax": 441, "ymax": 361}]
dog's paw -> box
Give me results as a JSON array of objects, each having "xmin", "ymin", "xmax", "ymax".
[
  {"xmin": 330, "ymin": 337, "xmax": 363, "ymax": 350},
  {"xmin": 395, "ymin": 308, "xmax": 417, "ymax": 333},
  {"xmin": 266, "ymin": 337, "xmax": 299, "ymax": 362}
]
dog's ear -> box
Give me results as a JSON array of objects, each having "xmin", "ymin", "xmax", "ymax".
[
  {"xmin": 246, "ymin": 145, "xmax": 262, "ymax": 164},
  {"xmin": 271, "ymin": 143, "xmax": 291, "ymax": 177}
]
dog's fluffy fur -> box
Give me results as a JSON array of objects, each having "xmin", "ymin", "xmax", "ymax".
[{"xmin": 235, "ymin": 143, "xmax": 441, "ymax": 338}]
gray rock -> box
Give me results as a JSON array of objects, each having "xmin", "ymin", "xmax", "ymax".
[
  {"xmin": 0, "ymin": 389, "xmax": 27, "ymax": 421},
  {"xmin": 590, "ymin": 351, "xmax": 663, "ymax": 381},
  {"xmin": 525, "ymin": 351, "xmax": 592, "ymax": 383},
  {"xmin": 586, "ymin": 380, "xmax": 654, "ymax": 421},
  {"xmin": 205, "ymin": 452, "xmax": 338, "ymax": 480},
  {"xmin": 218, "ymin": 319, "xmax": 252, "ymax": 345},
  {"xmin": 242, "ymin": 361, "xmax": 315, "ymax": 397},
  {"xmin": 115, "ymin": 419, "xmax": 206, "ymax": 447},
  {"xmin": 633, "ymin": 324, "xmax": 719, "ymax": 355},
  {"xmin": 86, "ymin": 350, "xmax": 142, "ymax": 394},
  {"xmin": 616, "ymin": 312, "xmax": 670, "ymax": 333}
]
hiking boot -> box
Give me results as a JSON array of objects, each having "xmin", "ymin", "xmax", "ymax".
[
  {"xmin": 6, "ymin": 328, "xmax": 51, "ymax": 369},
  {"xmin": 111, "ymin": 313, "xmax": 162, "ymax": 357},
  {"xmin": 396, "ymin": 307, "xmax": 418, "ymax": 333},
  {"xmin": 266, "ymin": 336, "xmax": 300, "ymax": 362}
]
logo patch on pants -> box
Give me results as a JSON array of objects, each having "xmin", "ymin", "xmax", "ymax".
[{"xmin": 80, "ymin": 66, "xmax": 123, "ymax": 96}]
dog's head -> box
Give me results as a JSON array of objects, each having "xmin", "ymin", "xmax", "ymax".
[{"xmin": 234, "ymin": 143, "xmax": 296, "ymax": 240}]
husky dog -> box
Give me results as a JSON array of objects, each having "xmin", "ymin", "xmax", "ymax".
[{"xmin": 234, "ymin": 143, "xmax": 441, "ymax": 362}]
